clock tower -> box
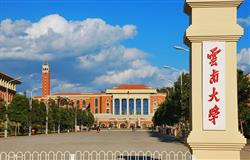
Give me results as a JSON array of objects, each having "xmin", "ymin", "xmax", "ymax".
[{"xmin": 42, "ymin": 62, "xmax": 50, "ymax": 97}]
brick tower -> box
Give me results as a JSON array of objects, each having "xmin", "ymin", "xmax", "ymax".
[{"xmin": 42, "ymin": 62, "xmax": 50, "ymax": 97}]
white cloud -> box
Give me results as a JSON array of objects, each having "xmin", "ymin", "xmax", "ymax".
[
  {"xmin": 238, "ymin": 48, "xmax": 250, "ymax": 72},
  {"xmin": 78, "ymin": 46, "xmax": 147, "ymax": 69},
  {"xmin": 0, "ymin": 14, "xmax": 137, "ymax": 60},
  {"xmin": 238, "ymin": 17, "xmax": 250, "ymax": 26},
  {"xmin": 51, "ymin": 79, "xmax": 96, "ymax": 93},
  {"xmin": 94, "ymin": 60, "xmax": 160, "ymax": 85},
  {"xmin": 0, "ymin": 14, "xmax": 185, "ymax": 91}
]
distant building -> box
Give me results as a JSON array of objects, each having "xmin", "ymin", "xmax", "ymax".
[
  {"xmin": 0, "ymin": 72, "xmax": 21, "ymax": 103},
  {"xmin": 35, "ymin": 63, "xmax": 166, "ymax": 129}
]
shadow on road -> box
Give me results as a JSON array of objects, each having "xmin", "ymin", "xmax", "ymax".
[{"xmin": 148, "ymin": 131, "xmax": 184, "ymax": 144}]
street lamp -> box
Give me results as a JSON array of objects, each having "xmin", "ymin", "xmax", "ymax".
[
  {"xmin": 163, "ymin": 65, "xmax": 183, "ymax": 94},
  {"xmin": 4, "ymin": 77, "xmax": 21, "ymax": 138},
  {"xmin": 159, "ymin": 78, "xmax": 175, "ymax": 93},
  {"xmin": 173, "ymin": 45, "xmax": 189, "ymax": 52},
  {"xmin": 28, "ymin": 87, "xmax": 41, "ymax": 136}
]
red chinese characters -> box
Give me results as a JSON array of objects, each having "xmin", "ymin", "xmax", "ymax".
[
  {"xmin": 209, "ymin": 69, "xmax": 219, "ymax": 84},
  {"xmin": 207, "ymin": 47, "xmax": 221, "ymax": 67},
  {"xmin": 207, "ymin": 46, "xmax": 221, "ymax": 125},
  {"xmin": 208, "ymin": 87, "xmax": 220, "ymax": 102},
  {"xmin": 208, "ymin": 105, "xmax": 220, "ymax": 125}
]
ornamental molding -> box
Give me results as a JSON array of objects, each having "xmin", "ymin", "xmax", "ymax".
[
  {"xmin": 188, "ymin": 142, "xmax": 246, "ymax": 151},
  {"xmin": 185, "ymin": 35, "xmax": 242, "ymax": 43},
  {"xmin": 186, "ymin": 0, "xmax": 243, "ymax": 8}
]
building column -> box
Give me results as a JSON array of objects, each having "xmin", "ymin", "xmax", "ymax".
[
  {"xmin": 134, "ymin": 98, "xmax": 136, "ymax": 115},
  {"xmin": 185, "ymin": 0, "xmax": 246, "ymax": 159},
  {"xmin": 148, "ymin": 98, "xmax": 150, "ymax": 115},
  {"xmin": 119, "ymin": 98, "xmax": 122, "ymax": 115},
  {"xmin": 112, "ymin": 98, "xmax": 115, "ymax": 115},
  {"xmin": 127, "ymin": 98, "xmax": 129, "ymax": 116},
  {"xmin": 141, "ymin": 98, "xmax": 143, "ymax": 115}
]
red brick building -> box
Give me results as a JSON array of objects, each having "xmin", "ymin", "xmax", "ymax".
[
  {"xmin": 35, "ymin": 63, "xmax": 166, "ymax": 129},
  {"xmin": 0, "ymin": 72, "xmax": 21, "ymax": 103}
]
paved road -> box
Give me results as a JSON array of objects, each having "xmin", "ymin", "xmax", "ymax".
[{"xmin": 0, "ymin": 131, "xmax": 189, "ymax": 152}]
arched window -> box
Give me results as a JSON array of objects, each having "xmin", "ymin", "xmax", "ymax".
[
  {"xmin": 129, "ymin": 99, "xmax": 134, "ymax": 115},
  {"xmin": 115, "ymin": 99, "xmax": 120, "ymax": 115},
  {"xmin": 143, "ymin": 99, "xmax": 149, "ymax": 115},
  {"xmin": 122, "ymin": 99, "xmax": 127, "ymax": 115},
  {"xmin": 106, "ymin": 99, "xmax": 110, "ymax": 107},
  {"xmin": 136, "ymin": 99, "xmax": 141, "ymax": 115}
]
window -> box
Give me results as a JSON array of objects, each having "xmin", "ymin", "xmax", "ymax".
[
  {"xmin": 114, "ymin": 99, "xmax": 120, "ymax": 115},
  {"xmin": 129, "ymin": 99, "xmax": 134, "ymax": 115},
  {"xmin": 143, "ymin": 99, "xmax": 149, "ymax": 115},
  {"xmin": 106, "ymin": 108, "xmax": 110, "ymax": 114},
  {"xmin": 94, "ymin": 98, "xmax": 98, "ymax": 113},
  {"xmin": 106, "ymin": 99, "xmax": 110, "ymax": 107},
  {"xmin": 136, "ymin": 99, "xmax": 141, "ymax": 115},
  {"xmin": 95, "ymin": 98, "xmax": 98, "ymax": 107},
  {"xmin": 122, "ymin": 99, "xmax": 127, "ymax": 115}
]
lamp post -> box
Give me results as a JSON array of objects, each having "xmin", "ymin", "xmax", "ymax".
[
  {"xmin": 163, "ymin": 65, "xmax": 183, "ymax": 94},
  {"xmin": 173, "ymin": 45, "xmax": 189, "ymax": 52},
  {"xmin": 4, "ymin": 77, "xmax": 21, "ymax": 138},
  {"xmin": 28, "ymin": 87, "xmax": 41, "ymax": 136},
  {"xmin": 45, "ymin": 103, "xmax": 48, "ymax": 135},
  {"xmin": 159, "ymin": 78, "xmax": 175, "ymax": 93}
]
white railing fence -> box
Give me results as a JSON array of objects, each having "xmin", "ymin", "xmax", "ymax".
[{"xmin": 0, "ymin": 151, "xmax": 192, "ymax": 160}]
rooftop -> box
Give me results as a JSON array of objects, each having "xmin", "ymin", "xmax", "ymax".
[
  {"xmin": 0, "ymin": 72, "xmax": 22, "ymax": 84},
  {"xmin": 112, "ymin": 84, "xmax": 152, "ymax": 90}
]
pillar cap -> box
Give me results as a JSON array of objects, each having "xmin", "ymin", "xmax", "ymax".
[{"xmin": 186, "ymin": 0, "xmax": 243, "ymax": 8}]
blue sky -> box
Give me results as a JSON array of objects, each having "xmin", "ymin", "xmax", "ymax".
[{"xmin": 0, "ymin": 0, "xmax": 249, "ymax": 95}]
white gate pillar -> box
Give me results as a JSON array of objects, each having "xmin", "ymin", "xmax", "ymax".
[{"xmin": 185, "ymin": 0, "xmax": 246, "ymax": 159}]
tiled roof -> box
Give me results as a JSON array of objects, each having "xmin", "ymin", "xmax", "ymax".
[
  {"xmin": 113, "ymin": 84, "xmax": 152, "ymax": 90},
  {"xmin": 52, "ymin": 93, "xmax": 106, "ymax": 96},
  {"xmin": 53, "ymin": 93, "xmax": 81, "ymax": 95},
  {"xmin": 0, "ymin": 72, "xmax": 22, "ymax": 84}
]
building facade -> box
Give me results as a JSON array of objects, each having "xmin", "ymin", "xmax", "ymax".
[
  {"xmin": 0, "ymin": 72, "xmax": 21, "ymax": 103},
  {"xmin": 36, "ymin": 63, "xmax": 166, "ymax": 128}
]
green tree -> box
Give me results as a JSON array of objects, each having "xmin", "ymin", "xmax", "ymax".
[
  {"xmin": 31, "ymin": 100, "xmax": 46, "ymax": 133},
  {"xmin": 153, "ymin": 73, "xmax": 190, "ymax": 127},
  {"xmin": 82, "ymin": 111, "xmax": 94, "ymax": 128},
  {"xmin": 0, "ymin": 98, "xmax": 6, "ymax": 123},
  {"xmin": 60, "ymin": 107, "xmax": 74, "ymax": 131},
  {"xmin": 48, "ymin": 98, "xmax": 60, "ymax": 133},
  {"xmin": 237, "ymin": 70, "xmax": 250, "ymax": 137},
  {"xmin": 8, "ymin": 94, "xmax": 29, "ymax": 135}
]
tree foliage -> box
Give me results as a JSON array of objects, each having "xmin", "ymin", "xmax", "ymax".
[
  {"xmin": 31, "ymin": 100, "xmax": 46, "ymax": 132},
  {"xmin": 0, "ymin": 98, "xmax": 6, "ymax": 122},
  {"xmin": 153, "ymin": 73, "xmax": 190, "ymax": 127},
  {"xmin": 8, "ymin": 94, "xmax": 29, "ymax": 126},
  {"xmin": 237, "ymin": 70, "xmax": 250, "ymax": 137}
]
